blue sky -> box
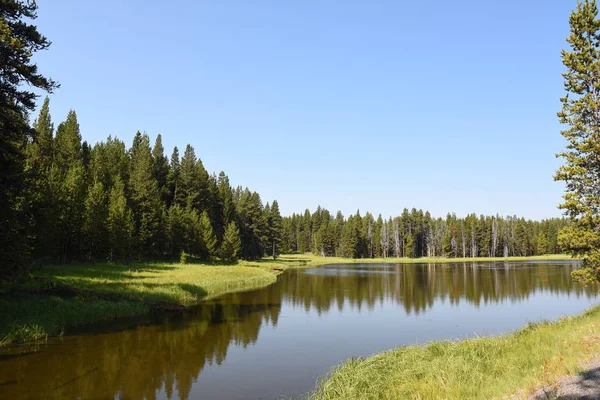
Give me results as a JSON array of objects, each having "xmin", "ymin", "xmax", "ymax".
[{"xmin": 33, "ymin": 0, "xmax": 575, "ymax": 220}]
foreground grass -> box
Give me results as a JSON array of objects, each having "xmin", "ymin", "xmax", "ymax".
[{"xmin": 307, "ymin": 305, "xmax": 600, "ymax": 400}]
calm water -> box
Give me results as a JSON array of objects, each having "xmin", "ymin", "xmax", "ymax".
[{"xmin": 0, "ymin": 261, "xmax": 597, "ymax": 400}]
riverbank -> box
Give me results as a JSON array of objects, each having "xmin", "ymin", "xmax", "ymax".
[
  {"xmin": 0, "ymin": 256, "xmax": 312, "ymax": 347},
  {"xmin": 306, "ymin": 304, "xmax": 600, "ymax": 400},
  {"xmin": 0, "ymin": 253, "xmax": 575, "ymax": 347}
]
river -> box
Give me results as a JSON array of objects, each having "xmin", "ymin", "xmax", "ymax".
[{"xmin": 0, "ymin": 261, "xmax": 596, "ymax": 400}]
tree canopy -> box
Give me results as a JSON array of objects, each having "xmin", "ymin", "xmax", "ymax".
[{"xmin": 555, "ymin": 0, "xmax": 600, "ymax": 283}]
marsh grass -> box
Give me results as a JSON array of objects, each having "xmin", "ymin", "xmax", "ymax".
[{"xmin": 306, "ymin": 306, "xmax": 600, "ymax": 400}]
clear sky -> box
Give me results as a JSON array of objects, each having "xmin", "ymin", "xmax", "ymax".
[{"xmin": 33, "ymin": 0, "xmax": 575, "ymax": 220}]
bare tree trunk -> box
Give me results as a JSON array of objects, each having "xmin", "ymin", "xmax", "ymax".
[
  {"xmin": 393, "ymin": 219, "xmax": 401, "ymax": 257},
  {"xmin": 491, "ymin": 218, "xmax": 498, "ymax": 257}
]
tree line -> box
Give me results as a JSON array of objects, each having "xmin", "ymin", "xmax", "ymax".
[
  {"xmin": 281, "ymin": 208, "xmax": 568, "ymax": 259},
  {"xmin": 23, "ymin": 98, "xmax": 284, "ymax": 267},
  {"xmin": 10, "ymin": 97, "xmax": 569, "ymax": 280},
  {"xmin": 0, "ymin": 0, "xmax": 577, "ymax": 284}
]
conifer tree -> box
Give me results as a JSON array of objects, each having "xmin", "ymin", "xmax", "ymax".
[
  {"xmin": 535, "ymin": 231, "xmax": 548, "ymax": 255},
  {"xmin": 0, "ymin": 0, "xmax": 58, "ymax": 280},
  {"xmin": 29, "ymin": 97, "xmax": 54, "ymax": 171},
  {"xmin": 83, "ymin": 181, "xmax": 108, "ymax": 260},
  {"xmin": 107, "ymin": 178, "xmax": 134, "ymax": 262},
  {"xmin": 129, "ymin": 132, "xmax": 162, "ymax": 258},
  {"xmin": 220, "ymin": 222, "xmax": 242, "ymax": 262},
  {"xmin": 168, "ymin": 146, "xmax": 180, "ymax": 206},
  {"xmin": 178, "ymin": 145, "xmax": 200, "ymax": 209},
  {"xmin": 199, "ymin": 211, "xmax": 217, "ymax": 259},
  {"xmin": 52, "ymin": 111, "xmax": 86, "ymax": 262},
  {"xmin": 218, "ymin": 171, "xmax": 235, "ymax": 227},
  {"xmin": 555, "ymin": 0, "xmax": 600, "ymax": 282},
  {"xmin": 152, "ymin": 134, "xmax": 171, "ymax": 205},
  {"xmin": 166, "ymin": 205, "xmax": 187, "ymax": 258},
  {"xmin": 26, "ymin": 97, "xmax": 56, "ymax": 259},
  {"xmin": 269, "ymin": 200, "xmax": 283, "ymax": 259},
  {"xmin": 54, "ymin": 110, "xmax": 82, "ymax": 175}
]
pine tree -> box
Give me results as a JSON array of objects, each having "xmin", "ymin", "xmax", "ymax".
[
  {"xmin": 129, "ymin": 132, "xmax": 162, "ymax": 258},
  {"xmin": 29, "ymin": 97, "xmax": 54, "ymax": 171},
  {"xmin": 54, "ymin": 110, "xmax": 82, "ymax": 174},
  {"xmin": 107, "ymin": 178, "xmax": 134, "ymax": 262},
  {"xmin": 26, "ymin": 97, "xmax": 56, "ymax": 260},
  {"xmin": 168, "ymin": 146, "xmax": 180, "ymax": 206},
  {"xmin": 51, "ymin": 111, "xmax": 86, "ymax": 263},
  {"xmin": 178, "ymin": 144, "xmax": 200, "ymax": 209},
  {"xmin": 269, "ymin": 200, "xmax": 283, "ymax": 259},
  {"xmin": 166, "ymin": 204, "xmax": 187, "ymax": 258},
  {"xmin": 535, "ymin": 231, "xmax": 548, "ymax": 255},
  {"xmin": 83, "ymin": 181, "xmax": 108, "ymax": 260},
  {"xmin": 152, "ymin": 134, "xmax": 171, "ymax": 205},
  {"xmin": 220, "ymin": 222, "xmax": 241, "ymax": 262},
  {"xmin": 56, "ymin": 164, "xmax": 87, "ymax": 262},
  {"xmin": 0, "ymin": 0, "xmax": 58, "ymax": 280},
  {"xmin": 236, "ymin": 189, "xmax": 267, "ymax": 260},
  {"xmin": 218, "ymin": 171, "xmax": 235, "ymax": 227},
  {"xmin": 199, "ymin": 211, "xmax": 217, "ymax": 259},
  {"xmin": 555, "ymin": 0, "xmax": 600, "ymax": 283}
]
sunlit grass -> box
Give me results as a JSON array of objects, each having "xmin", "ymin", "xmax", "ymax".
[
  {"xmin": 34, "ymin": 257, "xmax": 310, "ymax": 306},
  {"xmin": 306, "ymin": 305, "xmax": 600, "ymax": 400}
]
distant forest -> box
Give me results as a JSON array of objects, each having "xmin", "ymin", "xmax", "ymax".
[
  {"xmin": 281, "ymin": 209, "xmax": 567, "ymax": 259},
  {"xmin": 20, "ymin": 99, "xmax": 567, "ymax": 266}
]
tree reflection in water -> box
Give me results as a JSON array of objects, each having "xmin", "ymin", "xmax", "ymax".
[{"xmin": 0, "ymin": 262, "xmax": 594, "ymax": 400}]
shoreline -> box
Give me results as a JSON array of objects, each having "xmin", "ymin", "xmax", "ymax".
[
  {"xmin": 0, "ymin": 254, "xmax": 576, "ymax": 348},
  {"xmin": 306, "ymin": 304, "xmax": 600, "ymax": 400}
]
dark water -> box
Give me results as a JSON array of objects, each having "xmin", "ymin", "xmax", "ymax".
[{"xmin": 0, "ymin": 261, "xmax": 597, "ymax": 400}]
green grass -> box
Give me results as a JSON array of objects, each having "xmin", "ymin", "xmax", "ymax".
[
  {"xmin": 306, "ymin": 305, "xmax": 600, "ymax": 400},
  {"xmin": 0, "ymin": 256, "xmax": 311, "ymax": 347},
  {"xmin": 34, "ymin": 257, "xmax": 311, "ymax": 306}
]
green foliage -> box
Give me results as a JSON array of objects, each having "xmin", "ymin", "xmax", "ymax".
[
  {"xmin": 199, "ymin": 211, "xmax": 217, "ymax": 259},
  {"xmin": 555, "ymin": 0, "xmax": 600, "ymax": 283},
  {"xmin": 220, "ymin": 222, "xmax": 242, "ymax": 261},
  {"xmin": 0, "ymin": 0, "xmax": 58, "ymax": 281},
  {"xmin": 129, "ymin": 132, "xmax": 162, "ymax": 258},
  {"xmin": 83, "ymin": 181, "xmax": 108, "ymax": 260},
  {"xmin": 107, "ymin": 178, "xmax": 134, "ymax": 262},
  {"xmin": 180, "ymin": 251, "xmax": 189, "ymax": 264}
]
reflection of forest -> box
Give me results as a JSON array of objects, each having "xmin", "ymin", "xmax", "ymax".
[
  {"xmin": 285, "ymin": 263, "xmax": 597, "ymax": 315},
  {"xmin": 0, "ymin": 299, "xmax": 281, "ymax": 400},
  {"xmin": 0, "ymin": 263, "xmax": 595, "ymax": 400}
]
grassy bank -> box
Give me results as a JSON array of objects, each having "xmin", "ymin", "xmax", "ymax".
[
  {"xmin": 0, "ymin": 256, "xmax": 310, "ymax": 347},
  {"xmin": 0, "ymin": 253, "xmax": 575, "ymax": 348},
  {"xmin": 307, "ymin": 305, "xmax": 600, "ymax": 400}
]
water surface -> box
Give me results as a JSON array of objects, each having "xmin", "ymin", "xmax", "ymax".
[{"xmin": 0, "ymin": 261, "xmax": 597, "ymax": 400}]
